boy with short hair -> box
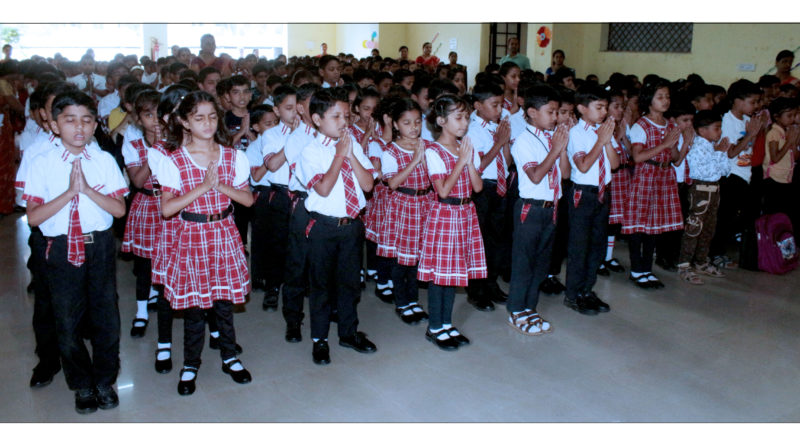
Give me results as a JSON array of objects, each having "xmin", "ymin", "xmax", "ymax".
[
  {"xmin": 466, "ymin": 81, "xmax": 512, "ymax": 311},
  {"xmin": 678, "ymin": 110, "xmax": 732, "ymax": 284},
  {"xmin": 318, "ymin": 55, "xmax": 342, "ymax": 88},
  {"xmin": 198, "ymin": 66, "xmax": 221, "ymax": 97},
  {"xmin": 564, "ymin": 86, "xmax": 620, "ymax": 315},
  {"xmin": 295, "ymin": 89, "xmax": 378, "ymax": 365},
  {"xmin": 23, "ymin": 90, "xmax": 128, "ymax": 414},
  {"xmin": 507, "ymin": 84, "xmax": 569, "ymax": 335}
]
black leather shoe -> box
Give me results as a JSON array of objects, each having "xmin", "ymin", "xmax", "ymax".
[
  {"xmin": 154, "ymin": 348, "xmax": 172, "ymax": 374},
  {"xmin": 75, "ymin": 388, "xmax": 98, "ymax": 414},
  {"xmin": 312, "ymin": 340, "xmax": 331, "ymax": 365},
  {"xmin": 605, "ymin": 258, "xmax": 626, "ymax": 273},
  {"xmin": 30, "ymin": 363, "xmax": 61, "ymax": 388},
  {"xmin": 596, "ymin": 263, "xmax": 610, "ymax": 276},
  {"xmin": 96, "ymin": 385, "xmax": 119, "ymax": 410},
  {"xmin": 467, "ymin": 294, "xmax": 495, "ymax": 312},
  {"xmin": 446, "ymin": 327, "xmax": 470, "ymax": 346},
  {"xmin": 285, "ymin": 323, "xmax": 302, "ymax": 343},
  {"xmin": 262, "ymin": 286, "xmax": 280, "ymax": 311},
  {"xmin": 425, "ymin": 330, "xmax": 459, "ymax": 351},
  {"xmin": 375, "ymin": 284, "xmax": 394, "ymax": 304},
  {"xmin": 209, "ymin": 336, "xmax": 243, "ymax": 354},
  {"xmin": 252, "ymin": 277, "xmax": 266, "ymax": 291},
  {"xmin": 410, "ymin": 303, "xmax": 429, "ymax": 321},
  {"xmin": 644, "ymin": 273, "xmax": 665, "ymax": 289},
  {"xmin": 339, "ymin": 332, "xmax": 377, "ymax": 353},
  {"xmin": 629, "ymin": 273, "xmax": 653, "ymax": 289},
  {"xmin": 221, "ymin": 359, "xmax": 252, "ymax": 384},
  {"xmin": 395, "ymin": 306, "xmax": 421, "ymax": 325},
  {"xmin": 655, "ymin": 257, "xmax": 678, "ymax": 272},
  {"xmin": 130, "ymin": 318, "xmax": 148, "ymax": 338},
  {"xmin": 563, "ymin": 295, "xmax": 598, "ymax": 315},
  {"xmin": 177, "ymin": 367, "xmax": 198, "ymax": 396},
  {"xmin": 584, "ymin": 291, "xmax": 610, "ymax": 313},
  {"xmin": 487, "ymin": 281, "xmax": 508, "ymax": 304},
  {"xmin": 540, "ymin": 276, "xmax": 566, "ymax": 295}
]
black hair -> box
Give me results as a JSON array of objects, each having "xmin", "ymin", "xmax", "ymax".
[
  {"xmin": 499, "ymin": 61, "xmax": 520, "ymax": 78},
  {"xmin": 666, "ymin": 99, "xmax": 695, "ymax": 119},
  {"xmin": 427, "ymin": 78, "xmax": 459, "ymax": 100},
  {"xmin": 471, "ymin": 82, "xmax": 504, "ymax": 103},
  {"xmin": 484, "ymin": 63, "xmax": 500, "ymax": 74},
  {"xmin": 318, "ymin": 54, "xmax": 339, "ymax": 70},
  {"xmin": 134, "ymin": 89, "xmax": 161, "ymax": 116},
  {"xmin": 271, "ymin": 84, "xmax": 297, "ymax": 107},
  {"xmin": 779, "ymin": 83, "xmax": 799, "ymax": 95},
  {"xmin": 776, "ymin": 50, "xmax": 795, "ymax": 62},
  {"xmin": 399, "ymin": 45, "xmax": 408, "ymax": 52},
  {"xmin": 390, "ymin": 98, "xmax": 422, "ymax": 140},
  {"xmin": 198, "ymin": 66, "xmax": 220, "ymax": 83},
  {"xmin": 693, "ymin": 110, "xmax": 722, "ymax": 131},
  {"xmin": 556, "ymin": 86, "xmax": 575, "ymax": 105},
  {"xmin": 228, "ymin": 74, "xmax": 250, "ymax": 88},
  {"xmin": 727, "ymin": 79, "xmax": 762, "ymax": 104},
  {"xmin": 291, "ymin": 69, "xmax": 316, "ymax": 86},
  {"xmin": 179, "ymin": 70, "xmax": 199, "ymax": 82},
  {"xmin": 168, "ymin": 62, "xmax": 188, "ymax": 74},
  {"xmin": 374, "ymin": 71, "xmax": 393, "ymax": 85},
  {"xmin": 353, "ymin": 87, "xmax": 381, "ymax": 110},
  {"xmin": 768, "ymin": 96, "xmax": 797, "ymax": 119},
  {"xmin": 266, "ymin": 75, "xmax": 284, "ymax": 88},
  {"xmin": 252, "ymin": 62, "xmax": 270, "ymax": 77},
  {"xmin": 176, "ymin": 78, "xmax": 199, "ymax": 91},
  {"xmin": 410, "ymin": 77, "xmax": 430, "ymax": 97},
  {"xmin": 427, "ymin": 94, "xmax": 469, "ymax": 132},
  {"xmin": 157, "ymin": 84, "xmax": 194, "ymax": 122},
  {"xmin": 393, "ymin": 69, "xmax": 414, "ymax": 86},
  {"xmin": 552, "ymin": 49, "xmax": 565, "ymax": 58},
  {"xmin": 548, "ymin": 67, "xmax": 575, "ymax": 87},
  {"xmin": 296, "ymin": 82, "xmax": 321, "ymax": 102},
  {"xmin": 638, "ymin": 78, "xmax": 670, "ymax": 115},
  {"xmin": 117, "ymin": 74, "xmax": 139, "ymax": 94},
  {"xmin": 42, "ymin": 81, "xmax": 79, "ymax": 105},
  {"xmin": 687, "ymin": 84, "xmax": 711, "ymax": 102},
  {"xmin": 249, "ymin": 104, "xmax": 276, "ymax": 128},
  {"xmin": 123, "ymin": 82, "xmax": 154, "ymax": 108},
  {"xmin": 216, "ymin": 77, "xmax": 232, "ymax": 97},
  {"xmin": 29, "ymin": 84, "xmax": 48, "ymax": 112},
  {"xmin": 353, "ymin": 68, "xmax": 373, "ymax": 84},
  {"xmin": 521, "ymin": 84, "xmax": 561, "ymax": 112},
  {"xmin": 757, "ymin": 75, "xmax": 780, "ymax": 89},
  {"xmin": 166, "ymin": 90, "xmax": 231, "ymax": 151},
  {"xmin": 309, "ymin": 89, "xmax": 345, "ymax": 121},
  {"xmin": 51, "ymin": 90, "xmax": 97, "ymax": 121}
]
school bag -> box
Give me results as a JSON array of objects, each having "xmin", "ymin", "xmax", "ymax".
[{"xmin": 756, "ymin": 212, "xmax": 799, "ymax": 275}]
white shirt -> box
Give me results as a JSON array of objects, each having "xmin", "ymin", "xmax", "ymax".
[
  {"xmin": 16, "ymin": 132, "xmax": 58, "ymax": 192},
  {"xmin": 260, "ymin": 121, "xmax": 294, "ymax": 186},
  {"xmin": 97, "ymin": 91, "xmax": 120, "ymax": 119},
  {"xmin": 508, "ymin": 108, "xmax": 526, "ymax": 146},
  {"xmin": 721, "ymin": 111, "xmax": 752, "ymax": 183},
  {"xmin": 22, "ymin": 141, "xmax": 129, "ymax": 237},
  {"xmin": 19, "ymin": 118, "xmax": 41, "ymax": 152},
  {"xmin": 285, "ymin": 121, "xmax": 316, "ymax": 192},
  {"xmin": 468, "ymin": 112, "xmax": 507, "ymax": 181},
  {"xmin": 141, "ymin": 71, "xmax": 158, "ymax": 86},
  {"xmin": 296, "ymin": 132, "xmax": 376, "ymax": 218},
  {"xmin": 673, "ymin": 134, "xmax": 688, "ymax": 183},
  {"xmin": 568, "ymin": 119, "xmax": 616, "ymax": 186},
  {"xmin": 244, "ymin": 132, "xmax": 271, "ymax": 187},
  {"xmin": 67, "ymin": 73, "xmax": 107, "ymax": 92},
  {"xmin": 420, "ymin": 113, "xmax": 435, "ymax": 142},
  {"xmin": 512, "ymin": 125, "xmax": 562, "ymax": 201}
]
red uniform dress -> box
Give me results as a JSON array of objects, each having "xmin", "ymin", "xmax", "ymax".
[
  {"xmin": 158, "ymin": 146, "xmax": 251, "ymax": 310},
  {"xmin": 622, "ymin": 118, "xmax": 683, "ymax": 235},
  {"xmin": 363, "ymin": 137, "xmax": 390, "ymax": 243},
  {"xmin": 377, "ymin": 141, "xmax": 433, "ymax": 265},
  {"xmin": 417, "ymin": 142, "xmax": 487, "ymax": 286},
  {"xmin": 608, "ymin": 135, "xmax": 631, "ymax": 225},
  {"xmin": 122, "ymin": 139, "xmax": 169, "ymax": 258}
]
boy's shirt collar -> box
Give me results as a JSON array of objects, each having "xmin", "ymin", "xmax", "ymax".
[{"xmin": 315, "ymin": 131, "xmax": 338, "ymax": 147}]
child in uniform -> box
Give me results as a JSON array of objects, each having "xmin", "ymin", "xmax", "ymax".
[{"xmin": 762, "ymin": 97, "xmax": 799, "ymax": 217}]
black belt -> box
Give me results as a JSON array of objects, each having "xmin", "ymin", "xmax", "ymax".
[
  {"xmin": 271, "ymin": 183, "xmax": 290, "ymax": 193},
  {"xmin": 138, "ymin": 186, "xmax": 161, "ymax": 197},
  {"xmin": 46, "ymin": 228, "xmax": 112, "ymax": 244},
  {"xmin": 572, "ymin": 183, "xmax": 599, "ymax": 193},
  {"xmin": 520, "ymin": 198, "xmax": 554, "ymax": 208},
  {"xmin": 437, "ymin": 196, "xmax": 471, "ymax": 205},
  {"xmin": 309, "ymin": 211, "xmax": 359, "ymax": 227},
  {"xmin": 396, "ymin": 186, "xmax": 431, "ymax": 196},
  {"xmin": 291, "ymin": 191, "xmax": 308, "ymax": 200},
  {"xmin": 180, "ymin": 204, "xmax": 233, "ymax": 223},
  {"xmin": 645, "ymin": 160, "xmax": 672, "ymax": 169},
  {"xmin": 691, "ymin": 179, "xmax": 719, "ymax": 186},
  {"xmin": 253, "ymin": 185, "xmax": 271, "ymax": 192}
]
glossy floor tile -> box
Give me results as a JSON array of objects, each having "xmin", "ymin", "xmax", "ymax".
[{"xmin": 1, "ymin": 211, "xmax": 799, "ymax": 422}]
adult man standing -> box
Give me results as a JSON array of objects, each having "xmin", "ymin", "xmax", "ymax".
[{"xmin": 499, "ymin": 37, "xmax": 530, "ymax": 70}]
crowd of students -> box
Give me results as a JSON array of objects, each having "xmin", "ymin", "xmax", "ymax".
[{"xmin": 5, "ymin": 36, "xmax": 800, "ymax": 415}]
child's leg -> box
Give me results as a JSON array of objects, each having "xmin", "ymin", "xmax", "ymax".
[
  {"xmin": 629, "ymin": 233, "xmax": 645, "ymax": 273},
  {"xmin": 390, "ymin": 262, "xmax": 410, "ymax": 308},
  {"xmin": 427, "ymin": 284, "xmax": 444, "ymax": 330},
  {"xmin": 548, "ymin": 187, "xmax": 570, "ymax": 275},
  {"xmin": 695, "ymin": 187, "xmax": 722, "ymax": 264},
  {"xmin": 366, "ymin": 239, "xmax": 378, "ymax": 274},
  {"xmin": 565, "ymin": 191, "xmax": 592, "ymax": 300},
  {"xmin": 404, "ymin": 265, "xmax": 419, "ymax": 304},
  {"xmin": 249, "ymin": 188, "xmax": 270, "ymax": 289},
  {"xmin": 264, "ymin": 190, "xmax": 291, "ymax": 294},
  {"xmin": 640, "ymin": 234, "xmax": 657, "ymax": 273},
  {"xmin": 440, "ymin": 286, "xmax": 456, "ymax": 326},
  {"xmin": 678, "ymin": 186, "xmax": 703, "ymax": 265},
  {"xmin": 282, "ymin": 201, "xmax": 310, "ymax": 328},
  {"xmin": 509, "ymin": 201, "xmax": 539, "ymax": 312},
  {"xmin": 307, "ymin": 221, "xmax": 339, "ymax": 341},
  {"xmin": 132, "ymin": 255, "xmax": 151, "ymax": 322},
  {"xmin": 30, "ymin": 228, "xmax": 61, "ymax": 373},
  {"xmin": 156, "ymin": 288, "xmax": 173, "ymax": 345},
  {"xmin": 183, "ymin": 308, "xmax": 205, "ymax": 370},
  {"xmin": 85, "ymin": 230, "xmax": 121, "ymax": 389},
  {"xmin": 211, "ymin": 300, "xmax": 237, "ymax": 361},
  {"xmin": 583, "ymin": 200, "xmax": 609, "ymax": 292},
  {"xmin": 333, "ymin": 222, "xmax": 364, "ymax": 340}
]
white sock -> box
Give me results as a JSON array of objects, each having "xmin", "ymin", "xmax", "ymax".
[
  {"xmin": 631, "ymin": 271, "xmax": 644, "ymax": 278},
  {"xmin": 157, "ymin": 343, "xmax": 171, "ymax": 360},
  {"xmin": 209, "ymin": 331, "xmax": 220, "ymax": 339},
  {"xmin": 547, "ymin": 274, "xmax": 554, "ymax": 279},
  {"xmin": 367, "ymin": 269, "xmax": 377, "ymax": 275},
  {"xmin": 429, "ymin": 326, "xmax": 449, "ymax": 340},
  {"xmin": 149, "ymin": 286, "xmax": 159, "ymax": 299},
  {"xmin": 136, "ymin": 301, "xmax": 149, "ymax": 320},
  {"xmin": 388, "ymin": 280, "xmax": 394, "ymax": 288},
  {"xmin": 646, "ymin": 273, "xmax": 659, "ymax": 281},
  {"xmin": 377, "ymin": 282, "xmax": 391, "ymax": 290},
  {"xmin": 606, "ymin": 236, "xmax": 615, "ymax": 261},
  {"xmin": 223, "ymin": 357, "xmax": 244, "ymax": 371},
  {"xmin": 180, "ymin": 370, "xmax": 196, "ymax": 381}
]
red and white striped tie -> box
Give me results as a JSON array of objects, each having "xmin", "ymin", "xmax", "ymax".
[
  {"xmin": 545, "ymin": 132, "xmax": 559, "ymax": 223},
  {"xmin": 598, "ymin": 147, "xmax": 607, "ymax": 203},
  {"xmin": 496, "ymin": 154, "xmax": 507, "ymax": 197},
  {"xmin": 340, "ymin": 159, "xmax": 360, "ymax": 218},
  {"xmin": 67, "ymin": 195, "xmax": 85, "ymax": 266}
]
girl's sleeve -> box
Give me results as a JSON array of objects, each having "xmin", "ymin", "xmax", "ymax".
[
  {"xmin": 102, "ymin": 152, "xmax": 130, "ymax": 198},
  {"xmin": 381, "ymin": 150, "xmax": 399, "ymax": 179},
  {"xmin": 233, "ymin": 150, "xmax": 251, "ymax": 189},
  {"xmin": 425, "ymin": 149, "xmax": 447, "ymax": 182},
  {"xmin": 121, "ymin": 139, "xmax": 142, "ymax": 168},
  {"xmin": 629, "ymin": 123, "xmax": 646, "ymax": 146},
  {"xmin": 352, "ymin": 139, "xmax": 378, "ymax": 178},
  {"xmin": 158, "ymin": 156, "xmax": 182, "ymax": 196}
]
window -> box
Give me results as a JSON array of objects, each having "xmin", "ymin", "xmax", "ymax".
[
  {"xmin": 606, "ymin": 23, "xmax": 693, "ymax": 53},
  {"xmin": 167, "ymin": 24, "xmax": 287, "ymax": 60},
  {"xmin": 489, "ymin": 23, "xmax": 523, "ymax": 64}
]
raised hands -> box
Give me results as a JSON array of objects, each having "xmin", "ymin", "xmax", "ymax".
[
  {"xmin": 202, "ymin": 160, "xmax": 219, "ymax": 191},
  {"xmin": 493, "ymin": 118, "xmax": 511, "ymax": 146},
  {"xmin": 337, "ymin": 128, "xmax": 354, "ymax": 159},
  {"xmin": 715, "ymin": 137, "xmax": 732, "ymax": 153},
  {"xmin": 596, "ymin": 117, "xmax": 615, "ymax": 145},
  {"xmin": 458, "ymin": 136, "xmax": 474, "ymax": 166},
  {"xmin": 551, "ymin": 123, "xmax": 569, "ymax": 155}
]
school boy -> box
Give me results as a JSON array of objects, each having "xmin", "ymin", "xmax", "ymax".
[
  {"xmin": 255, "ymin": 85, "xmax": 299, "ymax": 311},
  {"xmin": 295, "ymin": 89, "xmax": 378, "ymax": 365},
  {"xmin": 466, "ymin": 82, "xmax": 512, "ymax": 311},
  {"xmin": 245, "ymin": 106, "xmax": 276, "ymax": 293},
  {"xmin": 281, "ymin": 83, "xmax": 320, "ymax": 342},
  {"xmin": 223, "ymin": 75, "xmax": 256, "ymax": 250},
  {"xmin": 507, "ymin": 85, "xmax": 570, "ymax": 335},
  {"xmin": 564, "ymin": 86, "xmax": 620, "ymax": 315},
  {"xmin": 23, "ymin": 90, "xmax": 128, "ymax": 414}
]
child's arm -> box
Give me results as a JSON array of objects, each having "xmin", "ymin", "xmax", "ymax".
[
  {"xmin": 631, "ymin": 127, "xmax": 680, "ymax": 163},
  {"xmin": 127, "ymin": 164, "xmax": 151, "ymax": 190},
  {"xmin": 161, "ymin": 160, "xmax": 218, "ymax": 217},
  {"xmin": 527, "ymin": 125, "xmax": 568, "ymax": 184},
  {"xmin": 26, "ymin": 161, "xmax": 81, "ymax": 227},
  {"xmin": 768, "ymin": 136, "xmax": 792, "ymax": 164},
  {"xmin": 266, "ymin": 149, "xmax": 287, "ymax": 172},
  {"xmin": 574, "ymin": 118, "xmax": 615, "ymax": 172},
  {"xmin": 477, "ymin": 118, "xmax": 511, "ymax": 172},
  {"xmin": 673, "ymin": 127, "xmax": 695, "ymax": 165},
  {"xmin": 432, "ymin": 139, "xmax": 475, "ymax": 198},
  {"xmin": 387, "ymin": 141, "xmax": 425, "ymax": 189},
  {"xmin": 348, "ymin": 137, "xmax": 375, "ymax": 193},
  {"xmin": 312, "ymin": 137, "xmax": 349, "ymax": 197},
  {"xmin": 728, "ymin": 113, "xmax": 765, "ymax": 158},
  {"xmin": 215, "ymin": 182, "xmax": 255, "ymax": 207}
]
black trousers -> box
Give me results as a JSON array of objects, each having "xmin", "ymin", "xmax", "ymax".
[
  {"xmin": 307, "ymin": 216, "xmax": 363, "ymax": 340},
  {"xmin": 263, "ymin": 188, "xmax": 292, "ymax": 289},
  {"xmin": 250, "ymin": 187, "xmax": 271, "ymax": 286},
  {"xmin": 183, "ymin": 300, "xmax": 237, "ymax": 369},
  {"xmin": 655, "ymin": 182, "xmax": 689, "ymax": 265},
  {"xmin": 390, "ymin": 262, "xmax": 418, "ymax": 307},
  {"xmin": 565, "ymin": 185, "xmax": 609, "ymax": 300},
  {"xmin": 29, "ymin": 227, "xmax": 61, "ymax": 370},
  {"xmin": 629, "ymin": 233, "xmax": 657, "ymax": 273},
  {"xmin": 282, "ymin": 196, "xmax": 310, "ymax": 326},
  {"xmin": 710, "ymin": 174, "xmax": 759, "ymax": 257},
  {"xmin": 507, "ymin": 201, "xmax": 556, "ymax": 313},
  {"xmin": 762, "ymin": 177, "xmax": 793, "ymax": 217},
  {"xmin": 46, "ymin": 229, "xmax": 120, "ymax": 390},
  {"xmin": 548, "ymin": 180, "xmax": 571, "ymax": 275},
  {"xmin": 233, "ymin": 200, "xmax": 253, "ymax": 247},
  {"xmin": 132, "ymin": 255, "xmax": 152, "ymax": 302},
  {"xmin": 473, "ymin": 180, "xmax": 509, "ymax": 282}
]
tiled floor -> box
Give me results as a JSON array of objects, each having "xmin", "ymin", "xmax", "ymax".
[{"xmin": 2, "ymin": 211, "xmax": 799, "ymax": 422}]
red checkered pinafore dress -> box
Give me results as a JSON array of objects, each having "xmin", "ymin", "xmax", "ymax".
[
  {"xmin": 622, "ymin": 118, "xmax": 683, "ymax": 235},
  {"xmin": 122, "ymin": 139, "xmax": 169, "ymax": 259},
  {"xmin": 417, "ymin": 142, "xmax": 487, "ymax": 286},
  {"xmin": 160, "ymin": 146, "xmax": 251, "ymax": 310},
  {"xmin": 377, "ymin": 142, "xmax": 433, "ymax": 265},
  {"xmin": 364, "ymin": 137, "xmax": 390, "ymax": 243},
  {"xmin": 608, "ymin": 134, "xmax": 631, "ymax": 225}
]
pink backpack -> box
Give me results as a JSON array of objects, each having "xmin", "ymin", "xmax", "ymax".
[{"xmin": 756, "ymin": 213, "xmax": 799, "ymax": 275}]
